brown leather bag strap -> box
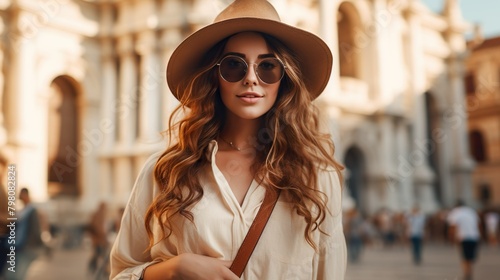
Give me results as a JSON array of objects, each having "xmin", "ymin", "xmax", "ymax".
[{"xmin": 230, "ymin": 189, "xmax": 280, "ymax": 277}]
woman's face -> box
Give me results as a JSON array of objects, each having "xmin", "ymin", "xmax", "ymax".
[{"xmin": 218, "ymin": 32, "xmax": 281, "ymax": 121}]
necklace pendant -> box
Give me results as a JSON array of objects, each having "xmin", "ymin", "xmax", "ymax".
[{"xmin": 229, "ymin": 141, "xmax": 241, "ymax": 151}]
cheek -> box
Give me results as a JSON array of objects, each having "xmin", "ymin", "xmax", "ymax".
[
  {"xmin": 218, "ymin": 81, "xmax": 234, "ymax": 103},
  {"xmin": 266, "ymin": 84, "xmax": 280, "ymax": 103},
  {"xmin": 218, "ymin": 76, "xmax": 233, "ymax": 95}
]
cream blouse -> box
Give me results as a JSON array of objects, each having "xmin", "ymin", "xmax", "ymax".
[{"xmin": 110, "ymin": 141, "xmax": 346, "ymax": 280}]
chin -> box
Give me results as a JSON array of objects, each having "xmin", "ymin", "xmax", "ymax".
[
  {"xmin": 226, "ymin": 106, "xmax": 269, "ymax": 120},
  {"xmin": 237, "ymin": 113, "xmax": 266, "ymax": 120}
]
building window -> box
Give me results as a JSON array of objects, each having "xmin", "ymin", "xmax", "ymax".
[
  {"xmin": 479, "ymin": 184, "xmax": 492, "ymax": 205},
  {"xmin": 464, "ymin": 72, "xmax": 476, "ymax": 95},
  {"xmin": 469, "ymin": 130, "xmax": 486, "ymax": 162}
]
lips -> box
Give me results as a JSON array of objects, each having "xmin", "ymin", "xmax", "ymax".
[
  {"xmin": 236, "ymin": 92, "xmax": 263, "ymax": 98},
  {"xmin": 236, "ymin": 92, "xmax": 263, "ymax": 104}
]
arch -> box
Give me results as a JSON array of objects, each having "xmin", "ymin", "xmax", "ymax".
[
  {"xmin": 469, "ymin": 130, "xmax": 487, "ymax": 162},
  {"xmin": 344, "ymin": 145, "xmax": 366, "ymax": 213},
  {"xmin": 337, "ymin": 2, "xmax": 363, "ymax": 79},
  {"xmin": 47, "ymin": 75, "xmax": 81, "ymax": 197}
]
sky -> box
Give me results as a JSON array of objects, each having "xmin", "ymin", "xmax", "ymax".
[{"xmin": 420, "ymin": 0, "xmax": 500, "ymax": 39}]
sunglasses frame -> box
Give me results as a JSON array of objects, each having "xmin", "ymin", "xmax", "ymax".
[{"xmin": 215, "ymin": 55, "xmax": 287, "ymax": 84}]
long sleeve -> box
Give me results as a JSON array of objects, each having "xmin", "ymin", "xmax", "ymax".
[
  {"xmin": 314, "ymin": 168, "xmax": 347, "ymax": 280},
  {"xmin": 109, "ymin": 152, "xmax": 162, "ymax": 280}
]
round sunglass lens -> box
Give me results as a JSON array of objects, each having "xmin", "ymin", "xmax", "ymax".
[
  {"xmin": 257, "ymin": 58, "xmax": 284, "ymax": 84},
  {"xmin": 219, "ymin": 56, "xmax": 247, "ymax": 82}
]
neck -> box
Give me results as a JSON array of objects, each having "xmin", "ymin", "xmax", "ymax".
[{"xmin": 219, "ymin": 116, "xmax": 262, "ymax": 150}]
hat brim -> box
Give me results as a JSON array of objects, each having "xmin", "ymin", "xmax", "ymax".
[{"xmin": 166, "ymin": 18, "xmax": 332, "ymax": 101}]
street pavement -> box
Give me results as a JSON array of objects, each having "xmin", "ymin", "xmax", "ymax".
[
  {"xmin": 346, "ymin": 244, "xmax": 500, "ymax": 280},
  {"xmin": 18, "ymin": 242, "xmax": 500, "ymax": 280},
  {"xmin": 25, "ymin": 244, "xmax": 93, "ymax": 280}
]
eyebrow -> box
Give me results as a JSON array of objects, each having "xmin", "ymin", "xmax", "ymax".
[{"xmin": 223, "ymin": 52, "xmax": 275, "ymax": 59}]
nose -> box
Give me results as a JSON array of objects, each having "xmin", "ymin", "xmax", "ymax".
[{"xmin": 243, "ymin": 63, "xmax": 258, "ymax": 85}]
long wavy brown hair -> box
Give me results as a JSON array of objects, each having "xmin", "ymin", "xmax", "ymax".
[{"xmin": 145, "ymin": 32, "xmax": 344, "ymax": 251}]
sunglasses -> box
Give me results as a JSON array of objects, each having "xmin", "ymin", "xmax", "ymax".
[{"xmin": 216, "ymin": 55, "xmax": 286, "ymax": 84}]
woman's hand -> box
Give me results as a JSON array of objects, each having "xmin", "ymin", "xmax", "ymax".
[{"xmin": 143, "ymin": 253, "xmax": 239, "ymax": 280}]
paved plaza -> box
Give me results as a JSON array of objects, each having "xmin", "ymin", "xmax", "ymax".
[
  {"xmin": 17, "ymin": 242, "xmax": 500, "ymax": 280},
  {"xmin": 346, "ymin": 244, "xmax": 500, "ymax": 280}
]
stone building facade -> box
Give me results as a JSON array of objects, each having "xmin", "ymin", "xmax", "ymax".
[
  {"xmin": 465, "ymin": 35, "xmax": 500, "ymax": 207},
  {"xmin": 0, "ymin": 0, "xmax": 475, "ymax": 223}
]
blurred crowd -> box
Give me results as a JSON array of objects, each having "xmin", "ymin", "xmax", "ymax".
[
  {"xmin": 344, "ymin": 204, "xmax": 500, "ymax": 258},
  {"xmin": 0, "ymin": 184, "xmax": 124, "ymax": 280},
  {"xmin": 343, "ymin": 202, "xmax": 499, "ymax": 279}
]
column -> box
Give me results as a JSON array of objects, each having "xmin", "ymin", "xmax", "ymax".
[
  {"xmin": 318, "ymin": 0, "xmax": 340, "ymax": 102},
  {"xmin": 447, "ymin": 56, "xmax": 475, "ymax": 205},
  {"xmin": 317, "ymin": 0, "xmax": 342, "ymax": 152},
  {"xmin": 371, "ymin": 0, "xmax": 390, "ymax": 104},
  {"xmin": 364, "ymin": 116, "xmax": 398, "ymax": 213},
  {"xmin": 95, "ymin": 4, "xmax": 117, "ymax": 206},
  {"xmin": 434, "ymin": 112, "xmax": 454, "ymax": 207},
  {"xmin": 100, "ymin": 40, "xmax": 118, "ymax": 150},
  {"xmin": 443, "ymin": 0, "xmax": 475, "ymax": 206},
  {"xmin": 100, "ymin": 5, "xmax": 117, "ymax": 150},
  {"xmin": 136, "ymin": 31, "xmax": 161, "ymax": 145},
  {"xmin": 116, "ymin": 35, "xmax": 137, "ymax": 147},
  {"xmin": 380, "ymin": 116, "xmax": 399, "ymax": 210},
  {"xmin": 114, "ymin": 34, "xmax": 136, "ymax": 201},
  {"xmin": 406, "ymin": 5, "xmax": 437, "ymax": 213},
  {"xmin": 394, "ymin": 118, "xmax": 413, "ymax": 211}
]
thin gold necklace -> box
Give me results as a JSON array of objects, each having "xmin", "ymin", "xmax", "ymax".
[
  {"xmin": 220, "ymin": 137, "xmax": 243, "ymax": 151},
  {"xmin": 219, "ymin": 135, "xmax": 252, "ymax": 152}
]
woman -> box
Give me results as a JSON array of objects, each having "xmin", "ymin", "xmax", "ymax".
[{"xmin": 110, "ymin": 1, "xmax": 346, "ymax": 279}]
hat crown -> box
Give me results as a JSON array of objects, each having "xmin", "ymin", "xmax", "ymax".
[{"xmin": 214, "ymin": 0, "xmax": 281, "ymax": 23}]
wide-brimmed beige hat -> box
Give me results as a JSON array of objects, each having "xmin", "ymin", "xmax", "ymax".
[{"xmin": 166, "ymin": 0, "xmax": 333, "ymax": 101}]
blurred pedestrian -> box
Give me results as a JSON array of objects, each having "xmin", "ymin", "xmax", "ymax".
[
  {"xmin": 345, "ymin": 208, "xmax": 366, "ymax": 263},
  {"xmin": 87, "ymin": 201, "xmax": 109, "ymax": 274},
  {"xmin": 393, "ymin": 212, "xmax": 407, "ymax": 246},
  {"xmin": 406, "ymin": 206, "xmax": 426, "ymax": 265},
  {"xmin": 447, "ymin": 200, "xmax": 480, "ymax": 280},
  {"xmin": 377, "ymin": 208, "xmax": 396, "ymax": 247},
  {"xmin": 484, "ymin": 208, "xmax": 499, "ymax": 246},
  {"xmin": 4, "ymin": 188, "xmax": 45, "ymax": 280}
]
